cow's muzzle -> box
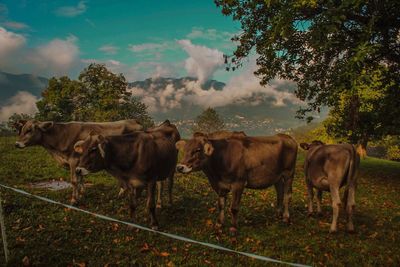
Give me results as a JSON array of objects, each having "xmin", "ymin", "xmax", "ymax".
[
  {"xmin": 15, "ymin": 142, "xmax": 26, "ymax": 148},
  {"xmin": 75, "ymin": 167, "xmax": 89, "ymax": 176},
  {"xmin": 176, "ymin": 164, "xmax": 192, "ymax": 174}
]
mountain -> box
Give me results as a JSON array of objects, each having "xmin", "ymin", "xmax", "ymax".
[
  {"xmin": 128, "ymin": 77, "xmax": 315, "ymax": 137},
  {"xmin": 0, "ymin": 71, "xmax": 48, "ymax": 104}
]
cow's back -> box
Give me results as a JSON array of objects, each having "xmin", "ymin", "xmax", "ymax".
[{"xmin": 305, "ymin": 144, "xmax": 358, "ymax": 188}]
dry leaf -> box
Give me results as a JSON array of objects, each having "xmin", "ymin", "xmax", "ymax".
[
  {"xmin": 22, "ymin": 256, "xmax": 30, "ymax": 266},
  {"xmin": 159, "ymin": 252, "xmax": 170, "ymax": 257}
]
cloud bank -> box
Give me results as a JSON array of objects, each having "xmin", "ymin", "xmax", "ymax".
[
  {"xmin": 0, "ymin": 91, "xmax": 38, "ymax": 121},
  {"xmin": 128, "ymin": 58, "xmax": 302, "ymax": 113},
  {"xmin": 0, "ymin": 27, "xmax": 81, "ymax": 77},
  {"xmin": 178, "ymin": 39, "xmax": 224, "ymax": 84}
]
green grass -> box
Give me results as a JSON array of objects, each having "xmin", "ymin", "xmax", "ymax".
[{"xmin": 0, "ymin": 136, "xmax": 399, "ymax": 266}]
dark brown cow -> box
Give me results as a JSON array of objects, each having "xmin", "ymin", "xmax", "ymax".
[
  {"xmin": 116, "ymin": 120, "xmax": 181, "ymax": 208},
  {"xmin": 176, "ymin": 133, "xmax": 298, "ymax": 234},
  {"xmin": 300, "ymin": 140, "xmax": 360, "ymax": 233},
  {"xmin": 14, "ymin": 120, "xmax": 142, "ymax": 204},
  {"xmin": 74, "ymin": 130, "xmax": 178, "ymax": 229}
]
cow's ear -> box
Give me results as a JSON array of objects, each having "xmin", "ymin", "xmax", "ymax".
[
  {"xmin": 74, "ymin": 140, "xmax": 85, "ymax": 154},
  {"xmin": 300, "ymin": 143, "xmax": 310, "ymax": 150},
  {"xmin": 203, "ymin": 142, "xmax": 214, "ymax": 156},
  {"xmin": 38, "ymin": 121, "xmax": 54, "ymax": 131},
  {"xmin": 175, "ymin": 140, "xmax": 186, "ymax": 150},
  {"xmin": 13, "ymin": 120, "xmax": 27, "ymax": 133}
]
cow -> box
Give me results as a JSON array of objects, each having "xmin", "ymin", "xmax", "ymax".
[
  {"xmin": 73, "ymin": 130, "xmax": 178, "ymax": 230},
  {"xmin": 116, "ymin": 120, "xmax": 181, "ymax": 208},
  {"xmin": 175, "ymin": 133, "xmax": 298, "ymax": 235},
  {"xmin": 14, "ymin": 119, "xmax": 143, "ymax": 204},
  {"xmin": 300, "ymin": 140, "xmax": 360, "ymax": 233}
]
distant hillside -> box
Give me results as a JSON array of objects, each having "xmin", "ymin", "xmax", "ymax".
[
  {"xmin": 128, "ymin": 77, "xmax": 316, "ymax": 137},
  {"xmin": 0, "ymin": 71, "xmax": 48, "ymax": 104}
]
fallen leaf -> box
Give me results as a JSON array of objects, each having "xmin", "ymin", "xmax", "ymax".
[
  {"xmin": 22, "ymin": 256, "xmax": 30, "ymax": 266},
  {"xmin": 140, "ymin": 243, "xmax": 150, "ymax": 253},
  {"xmin": 159, "ymin": 252, "xmax": 170, "ymax": 257}
]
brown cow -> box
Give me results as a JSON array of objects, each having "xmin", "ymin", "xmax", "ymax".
[
  {"xmin": 73, "ymin": 130, "xmax": 178, "ymax": 229},
  {"xmin": 14, "ymin": 120, "xmax": 142, "ymax": 204},
  {"xmin": 176, "ymin": 133, "xmax": 298, "ymax": 234},
  {"xmin": 117, "ymin": 120, "xmax": 181, "ymax": 208},
  {"xmin": 300, "ymin": 140, "xmax": 360, "ymax": 233}
]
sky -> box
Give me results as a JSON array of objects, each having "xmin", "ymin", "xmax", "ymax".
[
  {"xmin": 0, "ymin": 0, "xmax": 243, "ymax": 82},
  {"xmin": 0, "ymin": 0, "xmax": 306, "ymax": 122}
]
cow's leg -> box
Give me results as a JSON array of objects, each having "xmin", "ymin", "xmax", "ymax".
[
  {"xmin": 345, "ymin": 185, "xmax": 356, "ymax": 233},
  {"xmin": 316, "ymin": 190, "xmax": 323, "ymax": 215},
  {"xmin": 77, "ymin": 174, "xmax": 85, "ymax": 196},
  {"xmin": 70, "ymin": 166, "xmax": 79, "ymax": 205},
  {"xmin": 128, "ymin": 187, "xmax": 139, "ymax": 221},
  {"xmin": 167, "ymin": 174, "xmax": 174, "ymax": 206},
  {"xmin": 274, "ymin": 180, "xmax": 284, "ymax": 218},
  {"xmin": 306, "ymin": 181, "xmax": 314, "ymax": 216},
  {"xmin": 156, "ymin": 181, "xmax": 163, "ymax": 209},
  {"xmin": 146, "ymin": 181, "xmax": 158, "ymax": 230},
  {"xmin": 229, "ymin": 183, "xmax": 244, "ymax": 235},
  {"xmin": 282, "ymin": 175, "xmax": 294, "ymax": 223},
  {"xmin": 329, "ymin": 185, "xmax": 341, "ymax": 233},
  {"xmin": 216, "ymin": 190, "xmax": 228, "ymax": 228}
]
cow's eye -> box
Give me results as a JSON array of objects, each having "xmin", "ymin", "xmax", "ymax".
[
  {"xmin": 90, "ymin": 147, "xmax": 97, "ymax": 152},
  {"xmin": 195, "ymin": 148, "xmax": 201, "ymax": 153}
]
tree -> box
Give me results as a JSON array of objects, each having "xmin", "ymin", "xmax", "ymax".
[
  {"xmin": 324, "ymin": 66, "xmax": 399, "ymax": 156},
  {"xmin": 36, "ymin": 76, "xmax": 80, "ymax": 121},
  {"xmin": 35, "ymin": 63, "xmax": 154, "ymax": 127},
  {"xmin": 193, "ymin": 108, "xmax": 225, "ymax": 134},
  {"xmin": 7, "ymin": 113, "xmax": 33, "ymax": 130},
  {"xmin": 215, "ymin": 0, "xmax": 400, "ymax": 128}
]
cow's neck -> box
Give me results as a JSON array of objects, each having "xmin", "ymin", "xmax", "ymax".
[{"xmin": 40, "ymin": 124, "xmax": 70, "ymax": 154}]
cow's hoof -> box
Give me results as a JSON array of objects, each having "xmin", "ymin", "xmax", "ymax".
[
  {"xmin": 283, "ymin": 217, "xmax": 290, "ymax": 224},
  {"xmin": 70, "ymin": 199, "xmax": 79, "ymax": 206},
  {"xmin": 215, "ymin": 223, "xmax": 223, "ymax": 230},
  {"xmin": 346, "ymin": 224, "xmax": 355, "ymax": 233},
  {"xmin": 229, "ymin": 227, "xmax": 238, "ymax": 236},
  {"xmin": 307, "ymin": 212, "xmax": 313, "ymax": 217},
  {"xmin": 329, "ymin": 228, "xmax": 337, "ymax": 234},
  {"xmin": 151, "ymin": 225, "xmax": 159, "ymax": 231},
  {"xmin": 156, "ymin": 203, "xmax": 162, "ymax": 209}
]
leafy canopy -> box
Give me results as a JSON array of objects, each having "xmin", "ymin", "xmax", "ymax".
[
  {"xmin": 36, "ymin": 64, "xmax": 154, "ymax": 128},
  {"xmin": 215, "ymin": 0, "xmax": 400, "ymax": 122}
]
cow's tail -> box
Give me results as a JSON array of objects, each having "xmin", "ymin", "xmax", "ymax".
[{"xmin": 346, "ymin": 145, "xmax": 359, "ymax": 187}]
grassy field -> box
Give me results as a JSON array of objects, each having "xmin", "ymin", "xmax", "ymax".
[{"xmin": 0, "ymin": 136, "xmax": 399, "ymax": 266}]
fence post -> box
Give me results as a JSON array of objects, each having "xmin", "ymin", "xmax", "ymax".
[{"xmin": 0, "ymin": 191, "xmax": 9, "ymax": 264}]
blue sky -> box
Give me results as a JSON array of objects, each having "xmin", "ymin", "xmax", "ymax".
[{"xmin": 0, "ymin": 0, "xmax": 242, "ymax": 82}]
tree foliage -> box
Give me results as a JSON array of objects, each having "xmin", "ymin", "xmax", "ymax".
[
  {"xmin": 215, "ymin": 0, "xmax": 400, "ymax": 124},
  {"xmin": 193, "ymin": 108, "xmax": 225, "ymax": 134},
  {"xmin": 35, "ymin": 64, "xmax": 154, "ymax": 128}
]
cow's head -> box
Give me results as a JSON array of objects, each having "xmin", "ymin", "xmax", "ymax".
[
  {"xmin": 74, "ymin": 134, "xmax": 108, "ymax": 176},
  {"xmin": 300, "ymin": 140, "xmax": 325, "ymax": 150},
  {"xmin": 175, "ymin": 135, "xmax": 214, "ymax": 174},
  {"xmin": 15, "ymin": 120, "xmax": 54, "ymax": 148}
]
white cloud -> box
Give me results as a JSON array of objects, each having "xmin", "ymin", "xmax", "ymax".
[
  {"xmin": 27, "ymin": 35, "xmax": 80, "ymax": 76},
  {"xmin": 0, "ymin": 91, "xmax": 38, "ymax": 121},
  {"xmin": 128, "ymin": 57, "xmax": 302, "ymax": 113},
  {"xmin": 0, "ymin": 27, "xmax": 26, "ymax": 62},
  {"xmin": 178, "ymin": 39, "xmax": 224, "ymax": 84},
  {"xmin": 99, "ymin": 44, "xmax": 118, "ymax": 55},
  {"xmin": 128, "ymin": 42, "xmax": 169, "ymax": 53},
  {"xmin": 1, "ymin": 21, "xmax": 30, "ymax": 30},
  {"xmin": 55, "ymin": 1, "xmax": 87, "ymax": 17},
  {"xmin": 186, "ymin": 27, "xmax": 233, "ymax": 41}
]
